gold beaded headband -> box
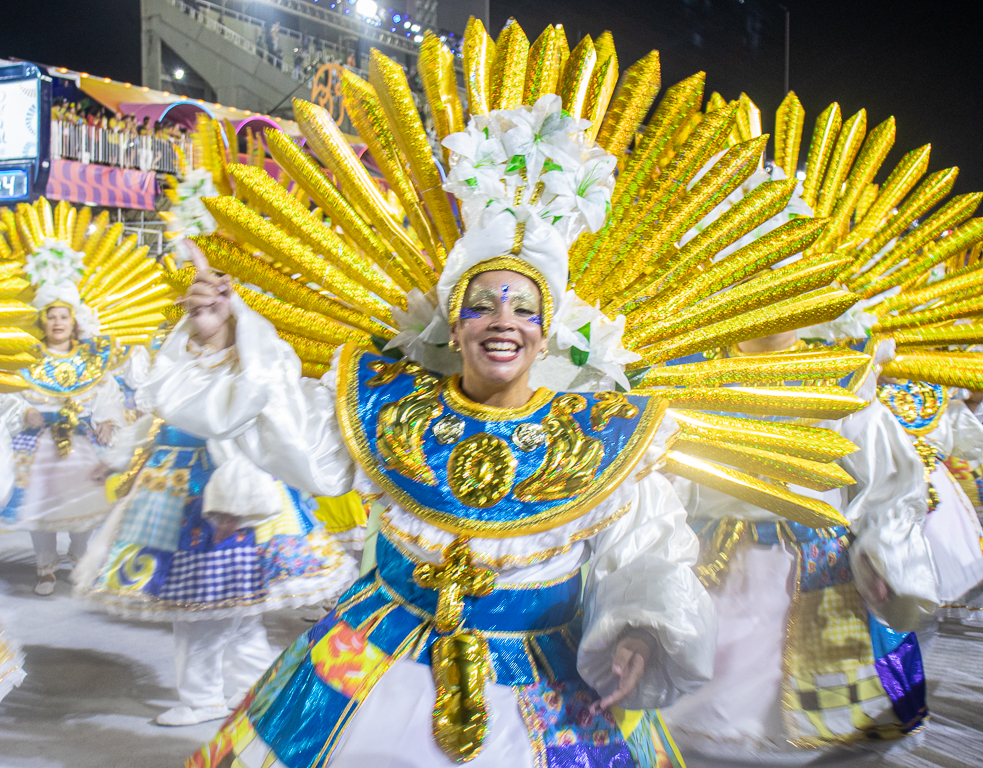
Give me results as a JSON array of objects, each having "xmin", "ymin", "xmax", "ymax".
[{"xmin": 447, "ymin": 256, "xmax": 554, "ymax": 333}]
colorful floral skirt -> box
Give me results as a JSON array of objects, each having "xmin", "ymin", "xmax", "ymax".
[
  {"xmin": 665, "ymin": 518, "xmax": 927, "ymax": 759},
  {"xmin": 78, "ymin": 426, "xmax": 356, "ymax": 621}
]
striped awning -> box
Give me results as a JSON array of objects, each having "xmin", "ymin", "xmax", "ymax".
[{"xmin": 45, "ymin": 159, "xmax": 158, "ymax": 210}]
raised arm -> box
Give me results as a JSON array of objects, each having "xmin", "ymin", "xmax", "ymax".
[{"xmin": 143, "ymin": 249, "xmax": 354, "ymax": 497}]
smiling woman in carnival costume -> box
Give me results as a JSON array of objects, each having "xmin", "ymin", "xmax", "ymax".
[
  {"xmin": 0, "ymin": 203, "xmax": 169, "ymax": 595},
  {"xmin": 145, "ymin": 20, "xmax": 880, "ymax": 767}
]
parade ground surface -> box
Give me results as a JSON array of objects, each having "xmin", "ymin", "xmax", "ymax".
[{"xmin": 1, "ymin": 532, "xmax": 982, "ymax": 768}]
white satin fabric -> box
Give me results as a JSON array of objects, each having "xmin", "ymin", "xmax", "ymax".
[
  {"xmin": 0, "ymin": 373, "xmax": 129, "ymax": 532},
  {"xmin": 916, "ymin": 399, "xmax": 983, "ymax": 604},
  {"xmin": 661, "ymin": 401, "xmax": 939, "ymax": 765},
  {"xmin": 202, "ymin": 440, "xmax": 291, "ymax": 525},
  {"xmin": 143, "ymin": 300, "xmax": 717, "ymax": 713}
]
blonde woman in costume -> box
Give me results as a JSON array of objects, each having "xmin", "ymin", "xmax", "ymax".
[{"xmin": 0, "ymin": 200, "xmax": 177, "ymax": 596}]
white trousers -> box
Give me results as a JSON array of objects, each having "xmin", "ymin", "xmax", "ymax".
[
  {"xmin": 172, "ymin": 615, "xmax": 277, "ymax": 708},
  {"xmin": 30, "ymin": 530, "xmax": 92, "ymax": 575}
]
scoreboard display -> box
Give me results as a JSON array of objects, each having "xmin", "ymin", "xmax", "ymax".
[{"xmin": 0, "ymin": 62, "xmax": 51, "ymax": 203}]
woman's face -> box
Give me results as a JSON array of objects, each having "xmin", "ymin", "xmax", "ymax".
[
  {"xmin": 451, "ymin": 270, "xmax": 546, "ymax": 388},
  {"xmin": 43, "ymin": 306, "xmax": 74, "ymax": 345}
]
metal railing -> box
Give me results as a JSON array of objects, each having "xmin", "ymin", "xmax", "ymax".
[
  {"xmin": 244, "ymin": 0, "xmax": 425, "ymax": 56},
  {"xmin": 169, "ymin": 0, "xmax": 369, "ymax": 81},
  {"xmin": 50, "ymin": 121, "xmax": 193, "ymax": 175}
]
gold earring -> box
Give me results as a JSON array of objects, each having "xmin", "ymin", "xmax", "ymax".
[{"xmin": 449, "ymin": 340, "xmax": 460, "ymax": 352}]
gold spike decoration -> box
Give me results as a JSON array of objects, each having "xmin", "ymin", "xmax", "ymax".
[
  {"xmin": 560, "ymin": 34, "xmax": 597, "ymax": 119},
  {"xmin": 342, "ymin": 73, "xmax": 445, "ymax": 268},
  {"xmin": 523, "ymin": 26, "xmax": 561, "ymax": 104},
  {"xmin": 489, "ymin": 18, "xmax": 529, "ymax": 110},
  {"xmin": 293, "ymin": 98, "xmax": 437, "ymax": 288},
  {"xmin": 264, "ymin": 128, "xmax": 417, "ymax": 292},
  {"xmin": 814, "ymin": 109, "xmax": 867, "ymax": 219},
  {"xmin": 369, "ymin": 52, "xmax": 461, "ymax": 252},
  {"xmin": 462, "ymin": 16, "xmax": 496, "ymax": 116},
  {"xmin": 664, "ymin": 452, "xmax": 849, "ymax": 529},
  {"xmin": 800, "ymin": 103, "xmax": 842, "ymax": 209},
  {"xmin": 811, "ymin": 116, "xmax": 894, "ymax": 253},
  {"xmin": 595, "ymin": 50, "xmax": 661, "ymax": 158},
  {"xmin": 774, "ymin": 91, "xmax": 805, "ymax": 180}
]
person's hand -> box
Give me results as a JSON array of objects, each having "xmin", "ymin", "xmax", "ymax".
[
  {"xmin": 184, "ymin": 244, "xmax": 233, "ymax": 349},
  {"xmin": 94, "ymin": 421, "xmax": 115, "ymax": 446},
  {"xmin": 854, "ymin": 551, "xmax": 891, "ymax": 609},
  {"xmin": 89, "ymin": 464, "xmax": 112, "ymax": 483},
  {"xmin": 210, "ymin": 513, "xmax": 241, "ymax": 544},
  {"xmin": 591, "ymin": 631, "xmax": 651, "ymax": 713},
  {"xmin": 23, "ymin": 408, "xmax": 44, "ymax": 431}
]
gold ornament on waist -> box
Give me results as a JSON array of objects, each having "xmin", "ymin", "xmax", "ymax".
[
  {"xmin": 448, "ymin": 434, "xmax": 517, "ymax": 507},
  {"xmin": 51, "ymin": 401, "xmax": 82, "ymax": 459},
  {"xmin": 430, "ymin": 630, "xmax": 492, "ymax": 763},
  {"xmin": 514, "ymin": 394, "xmax": 605, "ymax": 501}
]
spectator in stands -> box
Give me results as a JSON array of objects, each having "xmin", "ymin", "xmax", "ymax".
[
  {"xmin": 294, "ymin": 49, "xmax": 304, "ymax": 79},
  {"xmin": 140, "ymin": 117, "xmax": 153, "ymax": 137}
]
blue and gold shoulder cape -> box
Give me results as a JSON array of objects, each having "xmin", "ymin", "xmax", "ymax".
[
  {"xmin": 336, "ymin": 345, "xmax": 667, "ymax": 538},
  {"xmin": 19, "ymin": 336, "xmax": 117, "ymax": 398}
]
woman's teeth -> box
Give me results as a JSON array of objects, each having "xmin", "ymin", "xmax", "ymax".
[
  {"xmin": 484, "ymin": 341, "xmax": 518, "ymax": 351},
  {"xmin": 482, "ymin": 340, "xmax": 519, "ymax": 359}
]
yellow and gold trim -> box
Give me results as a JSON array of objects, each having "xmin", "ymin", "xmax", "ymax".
[{"xmin": 444, "ymin": 374, "xmax": 554, "ymax": 421}]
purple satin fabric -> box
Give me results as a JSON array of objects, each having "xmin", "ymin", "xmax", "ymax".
[
  {"xmin": 874, "ymin": 632, "xmax": 927, "ymax": 729},
  {"xmin": 546, "ymin": 743, "xmax": 636, "ymax": 768}
]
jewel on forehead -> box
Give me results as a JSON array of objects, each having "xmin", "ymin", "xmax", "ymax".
[{"xmin": 501, "ymin": 285, "xmax": 509, "ymax": 303}]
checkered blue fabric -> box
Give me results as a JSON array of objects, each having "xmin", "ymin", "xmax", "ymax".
[
  {"xmin": 116, "ymin": 487, "xmax": 187, "ymax": 551},
  {"xmin": 158, "ymin": 545, "xmax": 263, "ymax": 604},
  {"xmin": 11, "ymin": 432, "xmax": 38, "ymax": 452}
]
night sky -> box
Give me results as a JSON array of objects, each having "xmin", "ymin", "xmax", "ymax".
[{"xmin": 2, "ymin": 0, "xmax": 981, "ymax": 192}]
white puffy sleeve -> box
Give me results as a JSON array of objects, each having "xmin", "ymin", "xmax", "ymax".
[
  {"xmin": 124, "ymin": 346, "xmax": 155, "ymax": 413},
  {"xmin": 940, "ymin": 399, "xmax": 983, "ymax": 463},
  {"xmin": 838, "ymin": 400, "xmax": 939, "ymax": 631},
  {"xmin": 202, "ymin": 439, "xmax": 286, "ymax": 526},
  {"xmin": 0, "ymin": 394, "xmax": 30, "ymax": 437},
  {"xmin": 143, "ymin": 299, "xmax": 354, "ymax": 497},
  {"xmin": 577, "ymin": 421, "xmax": 716, "ymax": 710},
  {"xmin": 89, "ymin": 373, "xmax": 127, "ymax": 427}
]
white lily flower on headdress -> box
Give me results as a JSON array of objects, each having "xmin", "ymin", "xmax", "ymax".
[
  {"xmin": 542, "ymin": 151, "xmax": 617, "ymax": 236},
  {"xmin": 530, "ymin": 290, "xmax": 641, "ymax": 392},
  {"xmin": 501, "ymin": 94, "xmax": 588, "ymax": 183},
  {"xmin": 442, "ymin": 123, "xmax": 509, "ymax": 199},
  {"xmin": 24, "ymin": 238, "xmax": 85, "ymax": 286}
]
